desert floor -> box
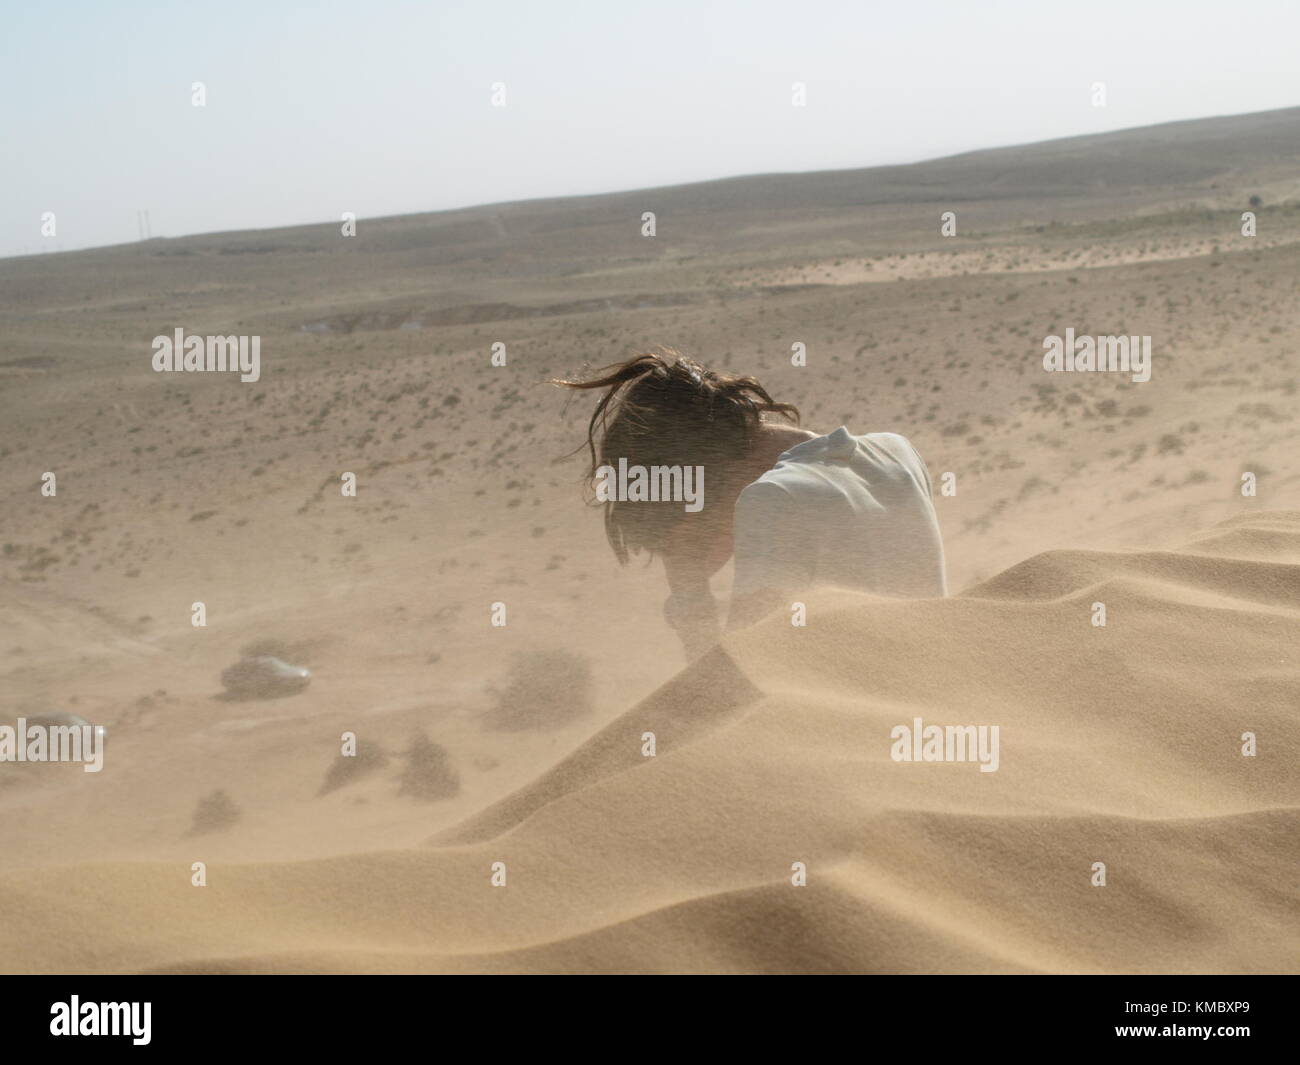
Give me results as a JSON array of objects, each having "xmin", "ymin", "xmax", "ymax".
[{"xmin": 1, "ymin": 108, "xmax": 1297, "ymax": 973}]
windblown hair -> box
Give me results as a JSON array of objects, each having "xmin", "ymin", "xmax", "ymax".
[{"xmin": 552, "ymin": 350, "xmax": 799, "ymax": 563}]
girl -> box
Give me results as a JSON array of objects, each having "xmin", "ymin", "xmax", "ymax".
[{"xmin": 555, "ymin": 351, "xmax": 946, "ymax": 658}]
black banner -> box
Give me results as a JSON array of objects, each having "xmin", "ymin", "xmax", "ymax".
[{"xmin": 5, "ymin": 977, "xmax": 1287, "ymax": 1052}]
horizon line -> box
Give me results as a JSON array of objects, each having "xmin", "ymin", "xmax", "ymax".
[{"xmin": 5, "ymin": 101, "xmax": 1296, "ymax": 264}]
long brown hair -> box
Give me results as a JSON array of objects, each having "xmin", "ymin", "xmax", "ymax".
[{"xmin": 553, "ymin": 349, "xmax": 799, "ymax": 562}]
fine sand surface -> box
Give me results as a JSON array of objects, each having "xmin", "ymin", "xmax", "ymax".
[
  {"xmin": 0, "ymin": 512, "xmax": 1296, "ymax": 974},
  {"xmin": 1, "ymin": 107, "xmax": 1297, "ymax": 973}
]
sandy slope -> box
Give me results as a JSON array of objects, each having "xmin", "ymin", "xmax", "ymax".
[
  {"xmin": 1, "ymin": 512, "xmax": 1294, "ymax": 975},
  {"xmin": 1, "ymin": 108, "xmax": 1297, "ymax": 974}
]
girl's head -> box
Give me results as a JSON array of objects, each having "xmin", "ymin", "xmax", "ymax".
[{"xmin": 554, "ymin": 350, "xmax": 800, "ymax": 564}]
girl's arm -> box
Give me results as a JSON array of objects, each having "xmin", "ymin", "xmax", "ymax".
[{"xmin": 662, "ymin": 554, "xmax": 722, "ymax": 660}]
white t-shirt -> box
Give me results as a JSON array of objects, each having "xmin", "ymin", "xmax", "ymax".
[{"xmin": 730, "ymin": 428, "xmax": 947, "ymax": 610}]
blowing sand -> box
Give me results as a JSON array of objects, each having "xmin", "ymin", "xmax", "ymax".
[
  {"xmin": 0, "ymin": 512, "xmax": 1295, "ymax": 974},
  {"xmin": 1, "ymin": 108, "xmax": 1298, "ymax": 974}
]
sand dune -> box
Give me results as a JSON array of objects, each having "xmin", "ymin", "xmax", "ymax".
[
  {"xmin": 1, "ymin": 512, "xmax": 1294, "ymax": 974},
  {"xmin": 2, "ymin": 107, "xmax": 1297, "ymax": 975}
]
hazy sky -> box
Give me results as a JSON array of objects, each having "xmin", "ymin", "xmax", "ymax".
[{"xmin": 3, "ymin": 0, "xmax": 1297, "ymax": 258}]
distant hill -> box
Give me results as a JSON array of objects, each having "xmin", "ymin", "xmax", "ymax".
[{"xmin": 3, "ymin": 106, "xmax": 1298, "ymax": 275}]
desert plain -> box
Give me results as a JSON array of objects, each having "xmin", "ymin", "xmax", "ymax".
[{"xmin": 0, "ymin": 106, "xmax": 1297, "ymax": 973}]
